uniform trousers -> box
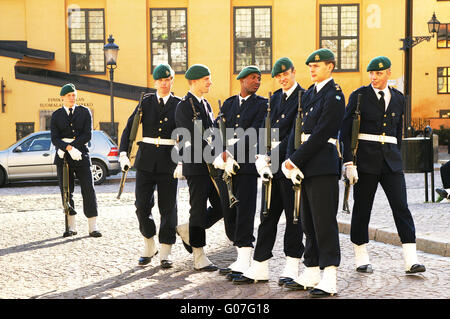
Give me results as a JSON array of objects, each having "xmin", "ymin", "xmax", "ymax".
[
  {"xmin": 440, "ymin": 160, "xmax": 450, "ymax": 189},
  {"xmin": 220, "ymin": 174, "xmax": 258, "ymax": 248},
  {"xmin": 186, "ymin": 174, "xmax": 223, "ymax": 248},
  {"xmin": 135, "ymin": 169, "xmax": 178, "ymax": 244},
  {"xmin": 253, "ymin": 177, "xmax": 304, "ymax": 262},
  {"xmin": 301, "ymin": 175, "xmax": 340, "ymax": 268},
  {"xmin": 351, "ymin": 160, "xmax": 416, "ymax": 245},
  {"xmin": 57, "ymin": 164, "xmax": 98, "ymax": 218}
]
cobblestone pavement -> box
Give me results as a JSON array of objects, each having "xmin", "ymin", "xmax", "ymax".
[{"xmin": 0, "ymin": 170, "xmax": 448, "ymax": 300}]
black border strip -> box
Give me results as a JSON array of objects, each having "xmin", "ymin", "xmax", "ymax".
[
  {"xmin": 0, "ymin": 41, "xmax": 54, "ymax": 60},
  {"xmin": 15, "ymin": 65, "xmax": 156, "ymax": 101}
]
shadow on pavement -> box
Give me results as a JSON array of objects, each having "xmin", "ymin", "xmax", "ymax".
[{"xmin": 0, "ymin": 235, "xmax": 89, "ymax": 257}]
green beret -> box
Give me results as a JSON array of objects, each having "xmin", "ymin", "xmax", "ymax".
[
  {"xmin": 271, "ymin": 57, "xmax": 294, "ymax": 78},
  {"xmin": 60, "ymin": 83, "xmax": 76, "ymax": 96},
  {"xmin": 237, "ymin": 66, "xmax": 261, "ymax": 80},
  {"xmin": 185, "ymin": 64, "xmax": 211, "ymax": 80},
  {"xmin": 367, "ymin": 56, "xmax": 391, "ymax": 72},
  {"xmin": 305, "ymin": 48, "xmax": 335, "ymax": 65},
  {"xmin": 153, "ymin": 63, "xmax": 174, "ymax": 80}
]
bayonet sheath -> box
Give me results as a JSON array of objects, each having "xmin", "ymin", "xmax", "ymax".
[
  {"xmin": 342, "ymin": 93, "xmax": 362, "ymax": 214},
  {"xmin": 293, "ymin": 91, "xmax": 303, "ymax": 224},
  {"xmin": 117, "ymin": 92, "xmax": 145, "ymax": 199}
]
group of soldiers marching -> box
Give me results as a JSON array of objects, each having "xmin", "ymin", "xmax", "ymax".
[{"xmin": 51, "ymin": 48, "xmax": 426, "ymax": 298}]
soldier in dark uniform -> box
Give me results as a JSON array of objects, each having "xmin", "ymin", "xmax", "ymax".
[
  {"xmin": 340, "ymin": 56, "xmax": 426, "ymax": 275},
  {"xmin": 211, "ymin": 66, "xmax": 267, "ymax": 279},
  {"xmin": 175, "ymin": 64, "xmax": 223, "ymax": 271},
  {"xmin": 119, "ymin": 64, "xmax": 180, "ymax": 268},
  {"xmin": 436, "ymin": 160, "xmax": 450, "ymax": 201},
  {"xmin": 282, "ymin": 49, "xmax": 345, "ymax": 297},
  {"xmin": 233, "ymin": 58, "xmax": 305, "ymax": 286},
  {"xmin": 51, "ymin": 83, "xmax": 101, "ymax": 238}
]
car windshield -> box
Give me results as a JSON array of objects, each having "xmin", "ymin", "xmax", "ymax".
[
  {"xmin": 7, "ymin": 133, "xmax": 33, "ymax": 148},
  {"xmin": 18, "ymin": 133, "xmax": 51, "ymax": 152}
]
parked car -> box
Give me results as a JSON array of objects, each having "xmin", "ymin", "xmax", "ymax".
[{"xmin": 0, "ymin": 130, "xmax": 120, "ymax": 186}]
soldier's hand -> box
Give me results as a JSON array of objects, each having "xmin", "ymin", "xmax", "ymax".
[
  {"xmin": 290, "ymin": 168, "xmax": 304, "ymax": 185},
  {"xmin": 282, "ymin": 160, "xmax": 304, "ymax": 184},
  {"xmin": 281, "ymin": 160, "xmax": 293, "ymax": 178},
  {"xmin": 68, "ymin": 147, "xmax": 82, "ymax": 161},
  {"xmin": 260, "ymin": 166, "xmax": 273, "ymax": 182},
  {"xmin": 345, "ymin": 164, "xmax": 358, "ymax": 185},
  {"xmin": 57, "ymin": 149, "xmax": 65, "ymax": 159},
  {"xmin": 173, "ymin": 162, "xmax": 184, "ymax": 179},
  {"xmin": 255, "ymin": 154, "xmax": 270, "ymax": 175},
  {"xmin": 213, "ymin": 154, "xmax": 226, "ymax": 170},
  {"xmin": 119, "ymin": 152, "xmax": 131, "ymax": 171},
  {"xmin": 225, "ymin": 158, "xmax": 240, "ymax": 177}
]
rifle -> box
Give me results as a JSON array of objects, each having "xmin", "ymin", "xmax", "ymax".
[
  {"xmin": 62, "ymin": 154, "xmax": 73, "ymax": 237},
  {"xmin": 260, "ymin": 92, "xmax": 273, "ymax": 217},
  {"xmin": 342, "ymin": 93, "xmax": 362, "ymax": 214},
  {"xmin": 117, "ymin": 92, "xmax": 146, "ymax": 199},
  {"xmin": 188, "ymin": 97, "xmax": 222, "ymax": 197},
  {"xmin": 217, "ymin": 99, "xmax": 239, "ymax": 208},
  {"xmin": 292, "ymin": 90, "xmax": 304, "ymax": 224}
]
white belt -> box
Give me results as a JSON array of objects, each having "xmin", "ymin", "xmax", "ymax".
[
  {"xmin": 301, "ymin": 133, "xmax": 337, "ymax": 145},
  {"xmin": 358, "ymin": 133, "xmax": 397, "ymax": 144},
  {"xmin": 143, "ymin": 137, "xmax": 176, "ymax": 146},
  {"xmin": 62, "ymin": 138, "xmax": 75, "ymax": 143}
]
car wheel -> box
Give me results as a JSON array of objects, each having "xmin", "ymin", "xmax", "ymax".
[
  {"xmin": 0, "ymin": 168, "xmax": 5, "ymax": 187},
  {"xmin": 91, "ymin": 160, "xmax": 107, "ymax": 185}
]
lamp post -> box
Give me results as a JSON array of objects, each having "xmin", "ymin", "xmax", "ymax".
[
  {"xmin": 400, "ymin": 4, "xmax": 440, "ymax": 137},
  {"xmin": 103, "ymin": 34, "xmax": 119, "ymax": 143}
]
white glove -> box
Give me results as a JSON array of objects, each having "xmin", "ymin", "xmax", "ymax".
[
  {"xmin": 224, "ymin": 158, "xmax": 240, "ymax": 176},
  {"xmin": 173, "ymin": 162, "xmax": 184, "ymax": 179},
  {"xmin": 213, "ymin": 154, "xmax": 226, "ymax": 170},
  {"xmin": 345, "ymin": 164, "xmax": 359, "ymax": 185},
  {"xmin": 259, "ymin": 166, "xmax": 273, "ymax": 182},
  {"xmin": 57, "ymin": 149, "xmax": 65, "ymax": 159},
  {"xmin": 281, "ymin": 160, "xmax": 293, "ymax": 179},
  {"xmin": 68, "ymin": 147, "xmax": 82, "ymax": 161},
  {"xmin": 119, "ymin": 152, "xmax": 131, "ymax": 171},
  {"xmin": 282, "ymin": 160, "xmax": 304, "ymax": 185},
  {"xmin": 290, "ymin": 168, "xmax": 304, "ymax": 185},
  {"xmin": 255, "ymin": 154, "xmax": 270, "ymax": 175}
]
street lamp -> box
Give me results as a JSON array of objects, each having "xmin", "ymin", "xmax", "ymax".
[
  {"xmin": 400, "ymin": 7, "xmax": 440, "ymax": 137},
  {"xmin": 103, "ymin": 34, "xmax": 119, "ymax": 143},
  {"xmin": 400, "ymin": 12, "xmax": 440, "ymax": 50}
]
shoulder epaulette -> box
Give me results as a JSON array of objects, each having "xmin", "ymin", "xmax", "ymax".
[
  {"xmin": 272, "ymin": 88, "xmax": 283, "ymax": 95},
  {"xmin": 390, "ymin": 86, "xmax": 404, "ymax": 96},
  {"xmin": 256, "ymin": 95, "xmax": 268, "ymax": 101},
  {"xmin": 224, "ymin": 95, "xmax": 236, "ymax": 103}
]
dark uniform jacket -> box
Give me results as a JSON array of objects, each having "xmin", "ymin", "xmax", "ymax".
[
  {"xmin": 175, "ymin": 92, "xmax": 216, "ymax": 176},
  {"xmin": 217, "ymin": 93, "xmax": 267, "ymax": 175},
  {"xmin": 51, "ymin": 105, "xmax": 93, "ymax": 167},
  {"xmin": 340, "ymin": 85, "xmax": 404, "ymax": 175},
  {"xmin": 266, "ymin": 83, "xmax": 304, "ymax": 179},
  {"xmin": 286, "ymin": 79, "xmax": 345, "ymax": 178},
  {"xmin": 119, "ymin": 93, "xmax": 181, "ymax": 175}
]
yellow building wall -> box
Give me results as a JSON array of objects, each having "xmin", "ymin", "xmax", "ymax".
[
  {"xmin": 0, "ymin": 57, "xmax": 23, "ymax": 146},
  {"xmin": 0, "ymin": 0, "xmax": 27, "ymax": 41},
  {"xmin": 412, "ymin": 0, "xmax": 450, "ymax": 119},
  {"xmin": 25, "ymin": 0, "xmax": 66, "ymax": 72}
]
